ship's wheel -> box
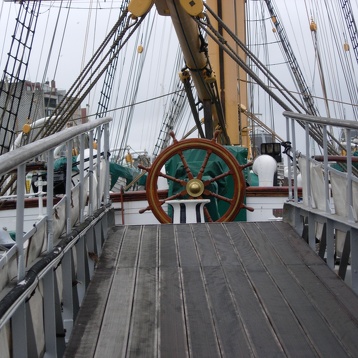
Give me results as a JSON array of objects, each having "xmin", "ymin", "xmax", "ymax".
[{"xmin": 138, "ymin": 131, "xmax": 252, "ymax": 223}]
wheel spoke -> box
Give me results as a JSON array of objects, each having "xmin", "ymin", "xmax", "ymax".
[
  {"xmin": 203, "ymin": 206, "xmax": 213, "ymax": 222},
  {"xmin": 202, "ymin": 170, "xmax": 232, "ymax": 186},
  {"xmin": 178, "ymin": 150, "xmax": 194, "ymax": 180},
  {"xmin": 144, "ymin": 133, "xmax": 248, "ymax": 223},
  {"xmin": 159, "ymin": 172, "xmax": 187, "ymax": 186},
  {"xmin": 197, "ymin": 149, "xmax": 212, "ymax": 180},
  {"xmin": 159, "ymin": 188, "xmax": 188, "ymax": 205},
  {"xmin": 139, "ymin": 205, "xmax": 151, "ymax": 214},
  {"xmin": 203, "ymin": 189, "xmax": 232, "ymax": 203}
]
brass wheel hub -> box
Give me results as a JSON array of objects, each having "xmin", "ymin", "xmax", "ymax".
[{"xmin": 186, "ymin": 178, "xmax": 204, "ymax": 197}]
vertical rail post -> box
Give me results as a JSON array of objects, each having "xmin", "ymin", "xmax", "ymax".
[
  {"xmin": 13, "ymin": 163, "xmax": 28, "ymax": 358},
  {"xmin": 346, "ymin": 129, "xmax": 354, "ymax": 222},
  {"xmin": 305, "ymin": 123, "xmax": 315, "ymax": 250},
  {"xmin": 66, "ymin": 140, "xmax": 73, "ymax": 235},
  {"xmin": 47, "ymin": 149, "xmax": 54, "ymax": 251},
  {"xmin": 291, "ymin": 118, "xmax": 298, "ymax": 202},
  {"xmin": 16, "ymin": 163, "xmax": 26, "ymax": 281},
  {"xmin": 305, "ymin": 122, "xmax": 312, "ymax": 208},
  {"xmin": 43, "ymin": 269, "xmax": 57, "ymax": 356},
  {"xmin": 79, "ymin": 133, "xmax": 85, "ymax": 223},
  {"xmin": 351, "ymin": 228, "xmax": 358, "ymax": 294},
  {"xmin": 96, "ymin": 127, "xmax": 102, "ymax": 210},
  {"xmin": 104, "ymin": 123, "xmax": 110, "ymax": 205},
  {"xmin": 286, "ymin": 116, "xmax": 292, "ymax": 200},
  {"xmin": 89, "ymin": 130, "xmax": 94, "ymax": 216},
  {"xmin": 322, "ymin": 126, "xmax": 330, "ymax": 214}
]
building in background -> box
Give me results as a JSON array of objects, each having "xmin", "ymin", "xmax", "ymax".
[{"xmin": 0, "ymin": 79, "xmax": 87, "ymax": 153}]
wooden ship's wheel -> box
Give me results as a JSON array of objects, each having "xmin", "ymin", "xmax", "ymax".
[{"xmin": 139, "ymin": 132, "xmax": 253, "ymax": 223}]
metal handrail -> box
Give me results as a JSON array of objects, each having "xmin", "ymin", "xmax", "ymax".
[
  {"xmin": 0, "ymin": 117, "xmax": 113, "ymax": 357},
  {"xmin": 283, "ymin": 111, "xmax": 358, "ymax": 131},
  {"xmin": 0, "ymin": 117, "xmax": 112, "ymax": 175},
  {"xmin": 283, "ymin": 111, "xmax": 358, "ymax": 294}
]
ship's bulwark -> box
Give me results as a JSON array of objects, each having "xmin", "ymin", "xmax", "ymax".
[{"xmin": 65, "ymin": 222, "xmax": 358, "ymax": 357}]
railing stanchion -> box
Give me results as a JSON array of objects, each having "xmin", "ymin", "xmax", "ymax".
[
  {"xmin": 346, "ymin": 129, "xmax": 354, "ymax": 222},
  {"xmin": 79, "ymin": 133, "xmax": 85, "ymax": 223},
  {"xmin": 47, "ymin": 149, "xmax": 54, "ymax": 251},
  {"xmin": 322, "ymin": 126, "xmax": 330, "ymax": 214},
  {"xmin": 286, "ymin": 116, "xmax": 292, "ymax": 200}
]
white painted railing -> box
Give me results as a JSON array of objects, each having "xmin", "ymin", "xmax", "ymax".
[
  {"xmin": 0, "ymin": 117, "xmax": 113, "ymax": 357},
  {"xmin": 282, "ymin": 111, "xmax": 358, "ymax": 294}
]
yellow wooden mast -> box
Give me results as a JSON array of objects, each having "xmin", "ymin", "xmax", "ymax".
[
  {"xmin": 206, "ymin": 0, "xmax": 249, "ymax": 147},
  {"xmin": 128, "ymin": 0, "xmax": 249, "ymax": 149}
]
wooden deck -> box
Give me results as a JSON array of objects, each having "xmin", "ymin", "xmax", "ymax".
[{"xmin": 65, "ymin": 222, "xmax": 358, "ymax": 357}]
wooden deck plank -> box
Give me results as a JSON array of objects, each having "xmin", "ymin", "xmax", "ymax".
[
  {"xmin": 252, "ymin": 222, "xmax": 351, "ymax": 356},
  {"xmin": 208, "ymin": 224, "xmax": 285, "ymax": 357},
  {"xmin": 273, "ymin": 222, "xmax": 358, "ymax": 323},
  {"xmin": 64, "ymin": 226, "xmax": 126, "ymax": 358},
  {"xmin": 175, "ymin": 224, "xmax": 198, "ymax": 267},
  {"xmin": 206, "ymin": 223, "xmax": 241, "ymax": 266},
  {"xmin": 94, "ymin": 225, "xmax": 142, "ymax": 356},
  {"xmin": 223, "ymin": 266, "xmax": 286, "ymax": 357},
  {"xmin": 159, "ymin": 267, "xmax": 188, "ymax": 357},
  {"xmin": 228, "ymin": 223, "xmax": 318, "ymax": 356},
  {"xmin": 126, "ymin": 225, "xmax": 158, "ymax": 356},
  {"xmin": 138, "ymin": 225, "xmax": 158, "ymax": 268},
  {"xmin": 187, "ymin": 224, "xmax": 253, "ymax": 355},
  {"xmin": 308, "ymin": 263, "xmax": 358, "ymax": 320},
  {"xmin": 127, "ymin": 267, "xmax": 157, "ymax": 357},
  {"xmin": 95, "ymin": 267, "xmax": 137, "ymax": 357},
  {"xmin": 181, "ymin": 266, "xmax": 221, "ymax": 357},
  {"xmin": 288, "ymin": 264, "xmax": 358, "ymax": 354},
  {"xmin": 66, "ymin": 222, "xmax": 358, "ymax": 358},
  {"xmin": 201, "ymin": 266, "xmax": 252, "ymax": 356},
  {"xmin": 159, "ymin": 225, "xmax": 189, "ymax": 357},
  {"xmin": 116, "ymin": 225, "xmax": 142, "ymax": 268},
  {"xmin": 159, "ymin": 224, "xmax": 178, "ymax": 267},
  {"xmin": 191, "ymin": 224, "xmax": 220, "ymax": 266}
]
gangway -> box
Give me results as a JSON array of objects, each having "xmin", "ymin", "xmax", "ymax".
[
  {"xmin": 1, "ymin": 113, "xmax": 358, "ymax": 357},
  {"xmin": 64, "ymin": 112, "xmax": 358, "ymax": 357}
]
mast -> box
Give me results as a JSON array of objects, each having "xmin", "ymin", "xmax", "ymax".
[
  {"xmin": 206, "ymin": 0, "xmax": 248, "ymax": 147},
  {"xmin": 130, "ymin": 0, "xmax": 248, "ymax": 146}
]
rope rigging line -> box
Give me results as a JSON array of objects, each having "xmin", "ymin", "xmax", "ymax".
[
  {"xmin": 144, "ymin": 15, "xmax": 176, "ymax": 151},
  {"xmin": 229, "ymin": 1, "xmax": 341, "ymax": 153},
  {"xmin": 96, "ymin": 0, "xmax": 130, "ymax": 120},
  {"xmin": 110, "ymin": 28, "xmax": 142, "ymax": 160},
  {"xmin": 0, "ymin": 0, "xmax": 42, "ymax": 155},
  {"xmin": 42, "ymin": 9, "xmax": 133, "ymax": 136},
  {"xmin": 32, "ymin": 8, "xmax": 146, "ymax": 140},
  {"xmin": 319, "ymin": 1, "xmax": 349, "ymax": 121},
  {"xmin": 32, "ymin": 8, "xmax": 132, "ymax": 139},
  {"xmin": 201, "ymin": 2, "xmax": 342, "ymax": 156},
  {"xmin": 115, "ymin": 18, "xmax": 152, "ymax": 161},
  {"xmin": 23, "ymin": 0, "xmax": 70, "ymax": 147},
  {"xmin": 198, "ymin": 6, "xmax": 305, "ymax": 113},
  {"xmin": 279, "ymin": 0, "xmax": 356, "ymax": 149},
  {"xmin": 264, "ymin": 0, "xmax": 320, "ymax": 117},
  {"xmin": 246, "ymin": 1, "xmax": 277, "ymax": 137},
  {"xmin": 152, "ymin": 49, "xmax": 190, "ymax": 158},
  {"xmin": 302, "ymin": 0, "xmax": 358, "ymax": 129}
]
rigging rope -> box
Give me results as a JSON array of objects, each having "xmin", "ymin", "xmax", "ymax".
[
  {"xmin": 0, "ymin": 0, "xmax": 41, "ymax": 155},
  {"xmin": 201, "ymin": 2, "xmax": 342, "ymax": 155},
  {"xmin": 33, "ymin": 8, "xmax": 146, "ymax": 140}
]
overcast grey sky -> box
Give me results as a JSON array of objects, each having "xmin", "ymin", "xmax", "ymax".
[{"xmin": 1, "ymin": 0, "xmax": 358, "ymax": 156}]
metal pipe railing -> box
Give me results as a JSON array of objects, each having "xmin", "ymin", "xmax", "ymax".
[
  {"xmin": 283, "ymin": 111, "xmax": 358, "ymax": 294},
  {"xmin": 0, "ymin": 117, "xmax": 113, "ymax": 357}
]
